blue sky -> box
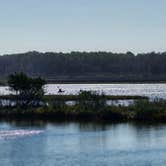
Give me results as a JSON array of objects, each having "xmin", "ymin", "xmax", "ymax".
[{"xmin": 0, "ymin": 0, "xmax": 165, "ymax": 54}]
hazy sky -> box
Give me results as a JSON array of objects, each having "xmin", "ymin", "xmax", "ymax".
[{"xmin": 0, "ymin": 0, "xmax": 165, "ymax": 54}]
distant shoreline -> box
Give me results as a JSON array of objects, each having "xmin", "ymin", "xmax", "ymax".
[
  {"xmin": 1, "ymin": 78, "xmax": 166, "ymax": 85},
  {"xmin": 46, "ymin": 80, "xmax": 166, "ymax": 84},
  {"xmin": 1, "ymin": 51, "xmax": 166, "ymax": 86}
]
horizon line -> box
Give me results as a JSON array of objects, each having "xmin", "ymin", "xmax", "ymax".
[{"xmin": 1, "ymin": 50, "xmax": 166, "ymax": 56}]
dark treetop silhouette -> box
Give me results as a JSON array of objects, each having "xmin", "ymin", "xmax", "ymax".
[
  {"xmin": 8, "ymin": 72, "xmax": 46, "ymax": 107},
  {"xmin": 1, "ymin": 51, "xmax": 166, "ymax": 82}
]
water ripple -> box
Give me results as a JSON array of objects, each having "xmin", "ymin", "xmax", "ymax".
[{"xmin": 0, "ymin": 129, "xmax": 43, "ymax": 139}]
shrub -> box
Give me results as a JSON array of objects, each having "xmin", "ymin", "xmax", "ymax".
[
  {"xmin": 76, "ymin": 90, "xmax": 106, "ymax": 112},
  {"xmin": 8, "ymin": 72, "xmax": 46, "ymax": 107},
  {"xmin": 134, "ymin": 99, "xmax": 166, "ymax": 121}
]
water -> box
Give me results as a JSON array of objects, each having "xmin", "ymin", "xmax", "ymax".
[
  {"xmin": 1, "ymin": 83, "xmax": 166, "ymax": 99},
  {"xmin": 65, "ymin": 100, "xmax": 134, "ymax": 106},
  {"xmin": 0, "ymin": 83, "xmax": 165, "ymax": 107},
  {"xmin": 0, "ymin": 121, "xmax": 166, "ymax": 166},
  {"xmin": 46, "ymin": 84, "xmax": 166, "ymax": 99}
]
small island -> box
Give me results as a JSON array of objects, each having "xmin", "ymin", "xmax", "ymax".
[{"xmin": 0, "ymin": 72, "xmax": 165, "ymax": 122}]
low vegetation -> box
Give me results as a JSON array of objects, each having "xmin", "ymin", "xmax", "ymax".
[
  {"xmin": 2, "ymin": 98, "xmax": 166, "ymax": 122},
  {"xmin": 0, "ymin": 73, "xmax": 165, "ymax": 122}
]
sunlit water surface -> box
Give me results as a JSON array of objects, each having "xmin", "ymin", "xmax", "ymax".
[
  {"xmin": 0, "ymin": 121, "xmax": 166, "ymax": 166},
  {"xmin": 1, "ymin": 83, "xmax": 166, "ymax": 99}
]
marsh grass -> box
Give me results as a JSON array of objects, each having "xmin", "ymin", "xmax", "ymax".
[
  {"xmin": 0, "ymin": 91, "xmax": 166, "ymax": 122},
  {"xmin": 133, "ymin": 99, "xmax": 166, "ymax": 121}
]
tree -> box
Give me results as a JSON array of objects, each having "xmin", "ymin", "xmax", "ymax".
[
  {"xmin": 8, "ymin": 72, "xmax": 46, "ymax": 107},
  {"xmin": 0, "ymin": 51, "xmax": 166, "ymax": 82}
]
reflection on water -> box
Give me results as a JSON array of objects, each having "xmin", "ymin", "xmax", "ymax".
[
  {"xmin": 0, "ymin": 130, "xmax": 43, "ymax": 140},
  {"xmin": 46, "ymin": 83, "xmax": 166, "ymax": 99},
  {"xmin": 0, "ymin": 121, "xmax": 166, "ymax": 165}
]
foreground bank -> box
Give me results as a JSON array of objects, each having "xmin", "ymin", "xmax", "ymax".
[{"xmin": 0, "ymin": 96, "xmax": 166, "ymax": 122}]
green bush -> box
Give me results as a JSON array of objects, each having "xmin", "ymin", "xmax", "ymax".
[
  {"xmin": 134, "ymin": 99, "xmax": 166, "ymax": 121},
  {"xmin": 76, "ymin": 90, "xmax": 106, "ymax": 112},
  {"xmin": 8, "ymin": 72, "xmax": 46, "ymax": 107}
]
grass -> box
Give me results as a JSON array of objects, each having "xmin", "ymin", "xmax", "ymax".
[
  {"xmin": 0, "ymin": 91, "xmax": 166, "ymax": 122},
  {"xmin": 0, "ymin": 94, "xmax": 148, "ymax": 101},
  {"xmin": 1, "ymin": 98, "xmax": 165, "ymax": 122},
  {"xmin": 133, "ymin": 99, "xmax": 166, "ymax": 121},
  {"xmin": 0, "ymin": 105, "xmax": 132, "ymax": 121}
]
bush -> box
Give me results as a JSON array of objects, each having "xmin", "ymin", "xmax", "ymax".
[
  {"xmin": 76, "ymin": 90, "xmax": 106, "ymax": 112},
  {"xmin": 8, "ymin": 72, "xmax": 46, "ymax": 107},
  {"xmin": 134, "ymin": 99, "xmax": 166, "ymax": 121}
]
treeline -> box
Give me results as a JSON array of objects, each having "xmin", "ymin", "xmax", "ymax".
[{"xmin": 0, "ymin": 51, "xmax": 166, "ymax": 82}]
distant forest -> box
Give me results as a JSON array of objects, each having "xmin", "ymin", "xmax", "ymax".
[{"xmin": 0, "ymin": 51, "xmax": 166, "ymax": 82}]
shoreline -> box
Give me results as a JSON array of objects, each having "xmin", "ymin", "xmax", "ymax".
[
  {"xmin": 0, "ymin": 93, "xmax": 166, "ymax": 123},
  {"xmin": 0, "ymin": 99, "xmax": 166, "ymax": 122},
  {"xmin": 0, "ymin": 95, "xmax": 148, "ymax": 100},
  {"xmin": 23, "ymin": 79, "xmax": 166, "ymax": 84},
  {"xmin": 1, "ymin": 80, "xmax": 166, "ymax": 86}
]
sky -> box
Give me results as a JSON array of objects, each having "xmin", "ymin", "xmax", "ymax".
[{"xmin": 0, "ymin": 0, "xmax": 166, "ymax": 54}]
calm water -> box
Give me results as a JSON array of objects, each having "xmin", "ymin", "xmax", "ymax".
[
  {"xmin": 1, "ymin": 121, "xmax": 166, "ymax": 166},
  {"xmin": 1, "ymin": 83, "xmax": 166, "ymax": 99}
]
